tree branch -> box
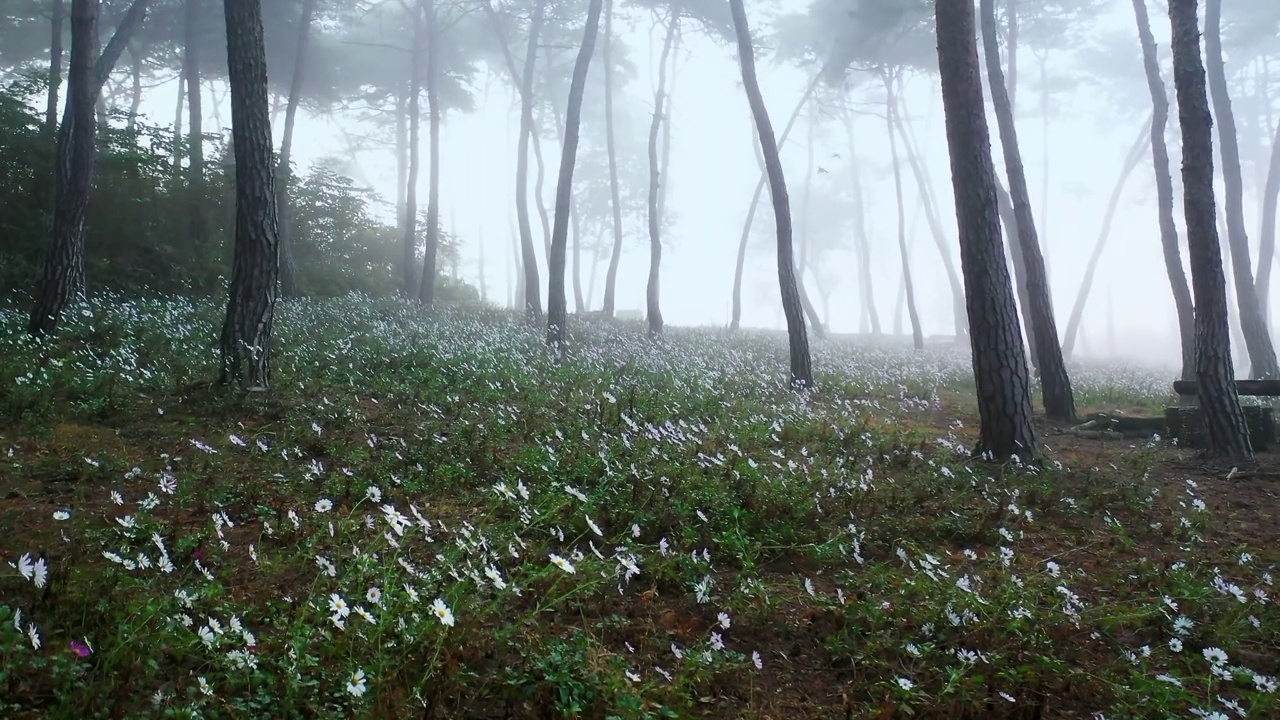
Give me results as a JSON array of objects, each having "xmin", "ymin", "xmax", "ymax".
[{"xmin": 95, "ymin": 0, "xmax": 152, "ymax": 92}]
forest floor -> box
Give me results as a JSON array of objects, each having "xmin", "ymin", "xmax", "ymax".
[{"xmin": 0, "ymin": 296, "xmax": 1277, "ymax": 720}]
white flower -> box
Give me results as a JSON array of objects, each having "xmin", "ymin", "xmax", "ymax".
[
  {"xmin": 752, "ymin": 650, "xmax": 763, "ymax": 669},
  {"xmin": 484, "ymin": 566, "xmax": 507, "ymax": 590},
  {"xmin": 717, "ymin": 612, "xmax": 731, "ymax": 629},
  {"xmin": 366, "ymin": 486, "xmax": 382, "ymax": 502},
  {"xmin": 366, "ymin": 587, "xmax": 382, "ymax": 606},
  {"xmin": 709, "ymin": 632, "xmax": 724, "ymax": 651},
  {"xmin": 1045, "ymin": 561, "xmax": 1060, "ymax": 577},
  {"xmin": 585, "ymin": 515, "xmax": 603, "ymax": 537},
  {"xmin": 896, "ymin": 677, "xmax": 914, "ymax": 692},
  {"xmin": 27, "ymin": 623, "xmax": 40, "ymax": 649},
  {"xmin": 314, "ymin": 498, "xmax": 333, "ymax": 513},
  {"xmin": 549, "ymin": 553, "xmax": 576, "ymax": 574},
  {"xmin": 346, "ymin": 669, "xmax": 367, "ymax": 697},
  {"xmin": 17, "ymin": 553, "xmax": 34, "ymax": 581},
  {"xmin": 328, "ymin": 593, "xmax": 350, "ymax": 618},
  {"xmin": 1203, "ymin": 647, "xmax": 1228, "ymax": 666},
  {"xmin": 30, "ymin": 557, "xmax": 47, "ymax": 588},
  {"xmin": 198, "ymin": 626, "xmax": 217, "ymax": 648},
  {"xmin": 52, "ymin": 510, "xmax": 71, "ymax": 521},
  {"xmin": 1169, "ymin": 638, "xmax": 1183, "ymax": 653},
  {"xmin": 197, "ymin": 676, "xmax": 213, "ymax": 696},
  {"xmin": 625, "ymin": 669, "xmax": 640, "ymax": 682},
  {"xmin": 432, "ymin": 598, "xmax": 455, "ymax": 627}
]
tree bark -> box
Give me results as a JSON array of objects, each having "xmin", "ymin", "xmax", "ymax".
[
  {"xmin": 184, "ymin": 0, "xmax": 208, "ymax": 250},
  {"xmin": 1132, "ymin": 0, "xmax": 1195, "ymax": 379},
  {"xmin": 126, "ymin": 41, "xmax": 143, "ymax": 131},
  {"xmin": 600, "ymin": 0, "xmax": 624, "ymax": 317},
  {"xmin": 842, "ymin": 107, "xmax": 880, "ymax": 335},
  {"xmin": 1006, "ymin": 0, "xmax": 1017, "ymax": 111},
  {"xmin": 46, "ymin": 0, "xmax": 65, "ymax": 135},
  {"xmin": 1168, "ymin": 0, "xmax": 1251, "ymax": 459},
  {"xmin": 729, "ymin": 73, "xmax": 821, "ymax": 331},
  {"xmin": 515, "ymin": 0, "xmax": 545, "ymax": 318},
  {"xmin": 417, "ymin": 0, "xmax": 441, "ymax": 306},
  {"xmin": 935, "ymin": 0, "xmax": 1036, "ymax": 461},
  {"xmin": 1256, "ymin": 111, "xmax": 1280, "ymax": 312},
  {"xmin": 29, "ymin": 0, "xmax": 151, "ymax": 337},
  {"xmin": 1038, "ymin": 51, "xmax": 1050, "ymax": 276},
  {"xmin": 275, "ymin": 0, "xmax": 316, "ymax": 299},
  {"xmin": 402, "ymin": 0, "xmax": 424, "ymax": 297},
  {"xmin": 645, "ymin": 10, "xmax": 678, "ymax": 338},
  {"xmin": 395, "ymin": 83, "xmax": 407, "ymax": 230},
  {"xmin": 172, "ymin": 72, "xmax": 184, "ymax": 178},
  {"xmin": 656, "ymin": 28, "xmax": 679, "ymax": 232},
  {"xmin": 546, "ymin": 0, "xmax": 603, "ymax": 346},
  {"xmin": 730, "ymin": 0, "xmax": 812, "ymax": 388},
  {"xmin": 885, "ymin": 71, "xmax": 923, "ymax": 351},
  {"xmin": 994, "ymin": 178, "xmax": 1034, "ymax": 363},
  {"xmin": 219, "ymin": 0, "xmax": 279, "ymax": 389},
  {"xmin": 571, "ymin": 195, "xmax": 584, "ymax": 313},
  {"xmin": 1061, "ymin": 120, "xmax": 1150, "ymax": 359},
  {"xmin": 1205, "ymin": 0, "xmax": 1278, "ymax": 380},
  {"xmin": 980, "ymin": 0, "xmax": 1074, "ymax": 422}
]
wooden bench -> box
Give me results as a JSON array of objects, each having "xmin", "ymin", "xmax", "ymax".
[{"xmin": 1166, "ymin": 380, "xmax": 1278, "ymax": 449}]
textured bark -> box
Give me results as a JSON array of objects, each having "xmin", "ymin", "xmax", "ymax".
[
  {"xmin": 1168, "ymin": 0, "xmax": 1251, "ymax": 459},
  {"xmin": 571, "ymin": 196, "xmax": 584, "ymax": 313},
  {"xmin": 417, "ymin": 0, "xmax": 441, "ymax": 306},
  {"xmin": 645, "ymin": 11, "xmax": 678, "ymax": 338},
  {"xmin": 1205, "ymin": 0, "xmax": 1278, "ymax": 380},
  {"xmin": 172, "ymin": 73, "xmax": 184, "ymax": 177},
  {"xmin": 546, "ymin": 0, "xmax": 603, "ymax": 346},
  {"xmin": 842, "ymin": 108, "xmax": 880, "ymax": 335},
  {"xmin": 183, "ymin": 0, "xmax": 208, "ymax": 249},
  {"xmin": 515, "ymin": 0, "xmax": 545, "ymax": 318},
  {"xmin": 402, "ymin": 1, "xmax": 424, "ymax": 297},
  {"xmin": 1061, "ymin": 120, "xmax": 1150, "ymax": 359},
  {"xmin": 994, "ymin": 179, "xmax": 1034, "ymax": 364},
  {"xmin": 1038, "ymin": 52, "xmax": 1050, "ymax": 275},
  {"xmin": 796, "ymin": 101, "xmax": 825, "ymax": 340},
  {"xmin": 935, "ymin": 0, "xmax": 1036, "ymax": 461},
  {"xmin": 729, "ymin": 73, "xmax": 821, "ymax": 331},
  {"xmin": 1257, "ymin": 110, "xmax": 1280, "ymax": 312},
  {"xmin": 1006, "ymin": 0, "xmax": 1017, "ymax": 111},
  {"xmin": 275, "ymin": 0, "xmax": 316, "ymax": 299},
  {"xmin": 891, "ymin": 107, "xmax": 968, "ymax": 337},
  {"xmin": 46, "ymin": 0, "xmax": 64, "ymax": 134},
  {"xmin": 885, "ymin": 72, "xmax": 923, "ymax": 351},
  {"xmin": 600, "ymin": 0, "xmax": 624, "ymax": 317},
  {"xmin": 1133, "ymin": 0, "xmax": 1195, "ymax": 379},
  {"xmin": 219, "ymin": 0, "xmax": 279, "ymax": 389},
  {"xmin": 980, "ymin": 0, "xmax": 1074, "ymax": 422},
  {"xmin": 731, "ymin": 0, "xmax": 812, "ymax": 388}
]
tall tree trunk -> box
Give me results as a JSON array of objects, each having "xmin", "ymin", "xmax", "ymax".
[
  {"xmin": 1061, "ymin": 120, "xmax": 1150, "ymax": 358},
  {"xmin": 980, "ymin": 0, "xmax": 1074, "ymax": 422},
  {"xmin": 184, "ymin": 0, "xmax": 207, "ymax": 248},
  {"xmin": 126, "ymin": 42, "xmax": 142, "ymax": 131},
  {"xmin": 1006, "ymin": 0, "xmax": 1017, "ymax": 112},
  {"xmin": 587, "ymin": 236, "xmax": 604, "ymax": 309},
  {"xmin": 656, "ymin": 28, "xmax": 679, "ymax": 229},
  {"xmin": 1038, "ymin": 51, "xmax": 1050, "ymax": 277},
  {"xmin": 885, "ymin": 72, "xmax": 923, "ymax": 350},
  {"xmin": 219, "ymin": 0, "xmax": 278, "ymax": 388},
  {"xmin": 994, "ymin": 178, "xmax": 1035, "ymax": 363},
  {"xmin": 645, "ymin": 10, "xmax": 678, "ymax": 338},
  {"xmin": 515, "ymin": 0, "xmax": 545, "ymax": 317},
  {"xmin": 842, "ymin": 107, "xmax": 880, "ymax": 335},
  {"xmin": 1256, "ymin": 112, "xmax": 1280, "ymax": 313},
  {"xmin": 511, "ymin": 219, "xmax": 525, "ymax": 309},
  {"xmin": 546, "ymin": 0, "xmax": 603, "ymax": 346},
  {"xmin": 402, "ymin": 1, "xmax": 424, "ymax": 297},
  {"xmin": 395, "ymin": 84, "xmax": 408, "ymax": 230},
  {"xmin": 1133, "ymin": 0, "xmax": 1195, "ymax": 379},
  {"xmin": 730, "ymin": 0, "xmax": 812, "ymax": 388},
  {"xmin": 275, "ymin": 0, "xmax": 315, "ymax": 299},
  {"xmin": 172, "ymin": 72, "xmax": 184, "ymax": 177},
  {"xmin": 1168, "ymin": 0, "xmax": 1251, "ymax": 459},
  {"xmin": 571, "ymin": 193, "xmax": 584, "ymax": 313},
  {"xmin": 935, "ymin": 0, "xmax": 1036, "ymax": 461},
  {"xmin": 796, "ymin": 100, "xmax": 825, "ymax": 339},
  {"xmin": 730, "ymin": 73, "xmax": 821, "ymax": 331},
  {"xmin": 417, "ymin": 0, "xmax": 441, "ymax": 305},
  {"xmin": 600, "ymin": 0, "xmax": 624, "ymax": 317},
  {"xmin": 30, "ymin": 0, "xmax": 151, "ymax": 337},
  {"xmin": 46, "ymin": 0, "xmax": 65, "ymax": 135},
  {"xmin": 1205, "ymin": 0, "xmax": 1278, "ymax": 380},
  {"xmin": 891, "ymin": 103, "xmax": 968, "ymax": 337}
]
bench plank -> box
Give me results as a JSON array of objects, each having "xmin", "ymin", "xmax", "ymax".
[{"xmin": 1172, "ymin": 379, "xmax": 1280, "ymax": 396}]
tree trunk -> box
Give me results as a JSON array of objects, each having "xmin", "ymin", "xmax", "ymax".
[
  {"xmin": 275, "ymin": 0, "xmax": 316, "ymax": 299},
  {"xmin": 645, "ymin": 10, "xmax": 678, "ymax": 338},
  {"xmin": 402, "ymin": 1, "xmax": 424, "ymax": 297},
  {"xmin": 1205, "ymin": 0, "xmax": 1278, "ymax": 380},
  {"xmin": 1061, "ymin": 120, "xmax": 1150, "ymax": 359},
  {"xmin": 994, "ymin": 178, "xmax": 1035, "ymax": 364},
  {"xmin": 511, "ymin": 220, "xmax": 524, "ymax": 309},
  {"xmin": 1133, "ymin": 0, "xmax": 1195, "ymax": 379},
  {"xmin": 417, "ymin": 0, "xmax": 441, "ymax": 306},
  {"xmin": 935, "ymin": 0, "xmax": 1036, "ymax": 461},
  {"xmin": 796, "ymin": 100, "xmax": 825, "ymax": 339},
  {"xmin": 842, "ymin": 107, "xmax": 880, "ymax": 335},
  {"xmin": 980, "ymin": 0, "xmax": 1074, "ymax": 422},
  {"xmin": 571, "ymin": 199, "xmax": 584, "ymax": 313},
  {"xmin": 885, "ymin": 72, "xmax": 923, "ymax": 351},
  {"xmin": 184, "ymin": 0, "xmax": 207, "ymax": 248},
  {"xmin": 29, "ymin": 0, "xmax": 98, "ymax": 337},
  {"xmin": 395, "ymin": 84, "xmax": 408, "ymax": 230},
  {"xmin": 219, "ymin": 0, "xmax": 279, "ymax": 389},
  {"xmin": 30, "ymin": 0, "xmax": 151, "ymax": 337},
  {"xmin": 546, "ymin": 0, "xmax": 603, "ymax": 346},
  {"xmin": 730, "ymin": 0, "xmax": 812, "ymax": 388},
  {"xmin": 1256, "ymin": 111, "xmax": 1280, "ymax": 312},
  {"xmin": 730, "ymin": 73, "xmax": 821, "ymax": 331},
  {"xmin": 515, "ymin": 1, "xmax": 544, "ymax": 317},
  {"xmin": 126, "ymin": 42, "xmax": 142, "ymax": 131},
  {"xmin": 1168, "ymin": 0, "xmax": 1251, "ymax": 459},
  {"xmin": 656, "ymin": 28, "xmax": 679, "ymax": 230},
  {"xmin": 600, "ymin": 0, "xmax": 624, "ymax": 317},
  {"xmin": 1006, "ymin": 0, "xmax": 1017, "ymax": 111},
  {"xmin": 172, "ymin": 72, "xmax": 184, "ymax": 177},
  {"xmin": 532, "ymin": 106, "xmax": 553, "ymax": 264},
  {"xmin": 46, "ymin": 0, "xmax": 65, "ymax": 135},
  {"xmin": 1038, "ymin": 51, "xmax": 1050, "ymax": 276},
  {"xmin": 891, "ymin": 103, "xmax": 968, "ymax": 337}
]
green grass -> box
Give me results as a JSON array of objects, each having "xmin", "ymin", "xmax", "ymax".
[{"xmin": 0, "ymin": 295, "xmax": 1275, "ymax": 719}]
